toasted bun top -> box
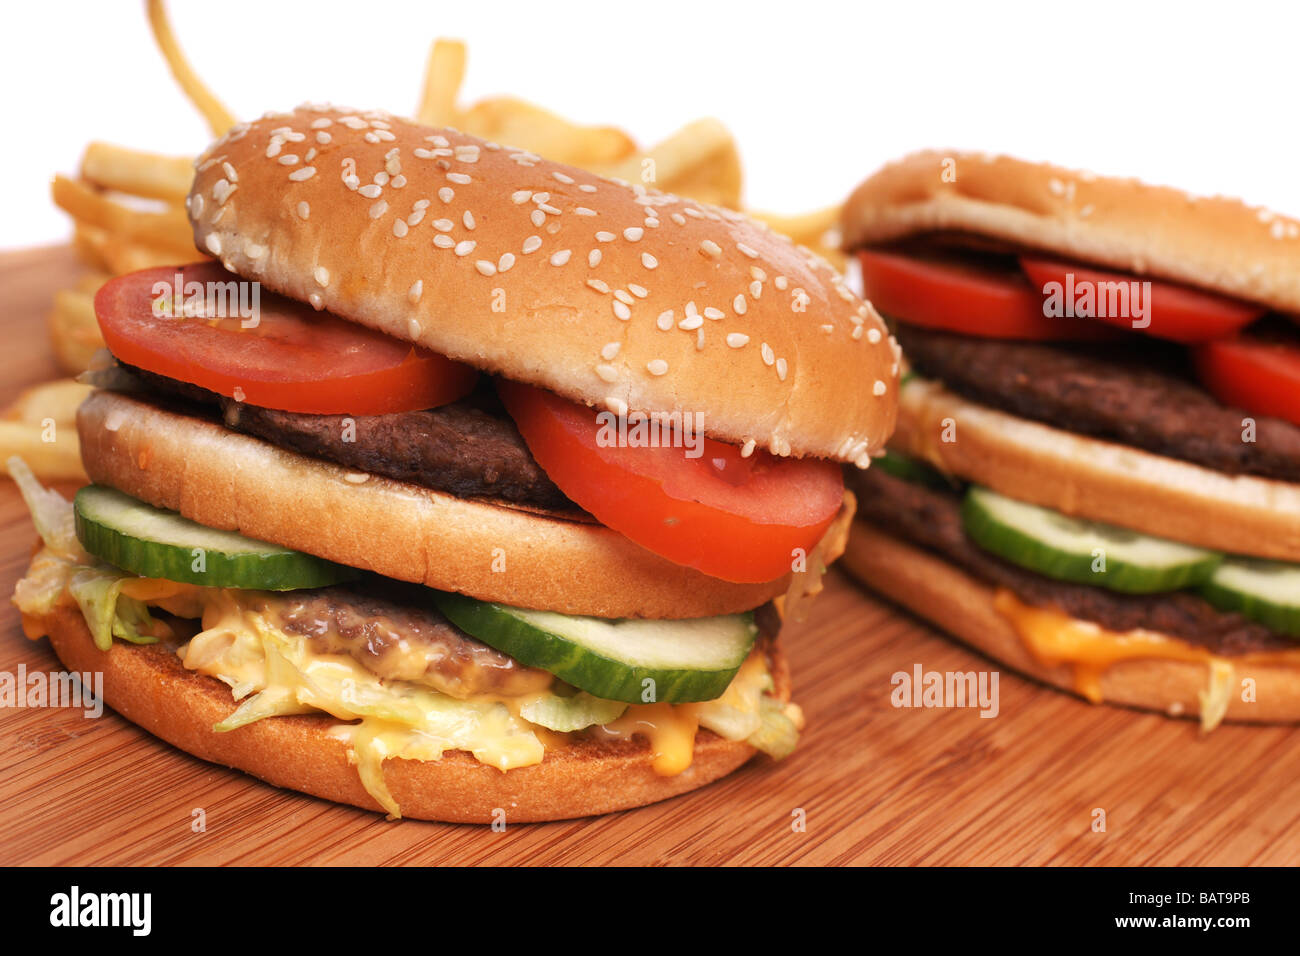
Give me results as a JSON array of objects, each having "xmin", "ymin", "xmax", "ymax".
[
  {"xmin": 841, "ymin": 150, "xmax": 1300, "ymax": 314},
  {"xmin": 189, "ymin": 105, "xmax": 898, "ymax": 466}
]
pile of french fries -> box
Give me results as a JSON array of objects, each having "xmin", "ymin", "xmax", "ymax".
[{"xmin": 12, "ymin": 0, "xmax": 844, "ymax": 482}]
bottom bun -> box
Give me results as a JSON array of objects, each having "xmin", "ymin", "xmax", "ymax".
[
  {"xmin": 41, "ymin": 604, "xmax": 766, "ymax": 822},
  {"xmin": 840, "ymin": 521, "xmax": 1300, "ymax": 724}
]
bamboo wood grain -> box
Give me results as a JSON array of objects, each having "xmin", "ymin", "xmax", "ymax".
[{"xmin": 0, "ymin": 245, "xmax": 1297, "ymax": 865}]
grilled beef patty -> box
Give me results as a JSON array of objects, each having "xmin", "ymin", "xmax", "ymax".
[
  {"xmin": 847, "ymin": 467, "xmax": 1294, "ymax": 655},
  {"xmin": 895, "ymin": 324, "xmax": 1300, "ymax": 483},
  {"xmin": 114, "ymin": 365, "xmax": 579, "ymax": 513}
]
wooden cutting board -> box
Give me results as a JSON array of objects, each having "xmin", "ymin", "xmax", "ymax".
[{"xmin": 1, "ymin": 244, "xmax": 1297, "ymax": 866}]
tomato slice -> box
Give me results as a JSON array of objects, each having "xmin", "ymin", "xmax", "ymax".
[
  {"xmin": 1193, "ymin": 333, "xmax": 1300, "ymax": 428},
  {"xmin": 496, "ymin": 379, "xmax": 845, "ymax": 584},
  {"xmin": 858, "ymin": 248, "xmax": 1116, "ymax": 341},
  {"xmin": 94, "ymin": 262, "xmax": 478, "ymax": 415},
  {"xmin": 1019, "ymin": 257, "xmax": 1265, "ymax": 344}
]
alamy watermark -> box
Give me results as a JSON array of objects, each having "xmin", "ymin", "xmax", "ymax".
[
  {"xmin": 595, "ymin": 409, "xmax": 705, "ymax": 459},
  {"xmin": 152, "ymin": 272, "xmax": 261, "ymax": 328},
  {"xmin": 1041, "ymin": 273, "xmax": 1153, "ymax": 329},
  {"xmin": 0, "ymin": 665, "xmax": 103, "ymax": 717}
]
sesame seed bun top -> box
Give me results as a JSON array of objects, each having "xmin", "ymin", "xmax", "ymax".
[
  {"xmin": 840, "ymin": 150, "xmax": 1300, "ymax": 315},
  {"xmin": 188, "ymin": 105, "xmax": 898, "ymax": 466}
]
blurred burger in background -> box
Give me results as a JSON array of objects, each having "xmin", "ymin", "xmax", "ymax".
[{"xmin": 838, "ymin": 151, "xmax": 1300, "ymax": 729}]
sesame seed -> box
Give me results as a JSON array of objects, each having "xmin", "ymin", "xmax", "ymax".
[
  {"xmin": 463, "ymin": 211, "xmax": 476, "ymax": 230},
  {"xmin": 704, "ymin": 307, "xmax": 724, "ymax": 320},
  {"xmin": 374, "ymin": 171, "xmax": 390, "ymax": 186},
  {"xmin": 265, "ymin": 142, "xmax": 282, "ymax": 158},
  {"xmin": 532, "ymin": 192, "xmax": 551, "ymax": 204},
  {"xmin": 867, "ymin": 327, "xmax": 882, "ymax": 344},
  {"xmin": 408, "ymin": 280, "xmax": 423, "ymax": 304},
  {"xmin": 408, "ymin": 319, "xmax": 422, "ymax": 339},
  {"xmin": 670, "ymin": 213, "xmax": 687, "ymax": 226},
  {"xmin": 433, "ymin": 234, "xmax": 454, "ymax": 249},
  {"xmin": 314, "ymin": 266, "xmax": 330, "ymax": 287},
  {"xmin": 641, "ymin": 252, "xmax": 658, "ymax": 270},
  {"xmin": 700, "ymin": 240, "xmax": 722, "ymax": 258},
  {"xmin": 776, "ymin": 358, "xmax": 788, "ymax": 381},
  {"xmin": 678, "ymin": 312, "xmax": 704, "ymax": 331},
  {"xmin": 595, "ymin": 231, "xmax": 616, "ymax": 243},
  {"xmin": 447, "ymin": 172, "xmax": 472, "ymax": 185},
  {"xmin": 588, "ymin": 249, "xmax": 602, "ymax": 267},
  {"xmin": 369, "ymin": 201, "xmax": 388, "ymax": 219},
  {"xmin": 851, "ymin": 326, "xmax": 864, "ymax": 340},
  {"xmin": 531, "ymin": 209, "xmax": 546, "ymax": 228},
  {"xmin": 749, "ymin": 281, "xmax": 762, "ymax": 299},
  {"xmin": 499, "ymin": 253, "xmax": 515, "ymax": 272},
  {"xmin": 760, "ymin": 343, "xmax": 775, "ymax": 366},
  {"xmin": 601, "ymin": 342, "xmax": 621, "ymax": 360},
  {"xmin": 596, "ymin": 364, "xmax": 619, "ymax": 383},
  {"xmin": 359, "ymin": 184, "xmax": 382, "ymax": 199},
  {"xmin": 550, "ymin": 249, "xmax": 572, "ymax": 266},
  {"xmin": 475, "ymin": 260, "xmax": 497, "ymax": 276},
  {"xmin": 455, "ymin": 145, "xmax": 480, "ymax": 162},
  {"xmin": 310, "ymin": 117, "xmax": 332, "ymax": 129},
  {"xmin": 736, "ymin": 242, "xmax": 758, "ymax": 258},
  {"xmin": 205, "ymin": 234, "xmax": 222, "ymax": 255},
  {"xmin": 647, "ymin": 359, "xmax": 669, "ymax": 376},
  {"xmin": 726, "ymin": 333, "xmax": 749, "ymax": 348},
  {"xmin": 613, "ymin": 300, "xmax": 632, "ymax": 320},
  {"xmin": 190, "ymin": 194, "xmax": 205, "ymax": 217},
  {"xmin": 393, "ymin": 219, "xmax": 408, "ymax": 238},
  {"xmin": 579, "ymin": 183, "xmax": 597, "ymax": 193},
  {"xmin": 439, "ymin": 187, "xmax": 454, "ymax": 203},
  {"xmin": 553, "ymin": 171, "xmax": 575, "ymax": 184},
  {"xmin": 521, "ymin": 236, "xmax": 542, "ymax": 255},
  {"xmin": 587, "ymin": 279, "xmax": 610, "ymax": 294},
  {"xmin": 774, "ymin": 276, "xmax": 789, "ymax": 290},
  {"xmin": 289, "ymin": 166, "xmax": 316, "ymax": 182},
  {"xmin": 511, "ymin": 191, "xmax": 533, "ymax": 206},
  {"xmin": 873, "ymin": 380, "xmax": 887, "ymax": 396},
  {"xmin": 245, "ymin": 243, "xmax": 266, "ymax": 259},
  {"xmin": 455, "ymin": 240, "xmax": 476, "ymax": 256},
  {"xmin": 407, "ymin": 208, "xmax": 426, "ymax": 227},
  {"xmin": 605, "ymin": 396, "xmax": 629, "ymax": 417},
  {"xmin": 316, "ymin": 131, "xmax": 331, "ymax": 145},
  {"xmin": 733, "ymin": 294, "xmax": 747, "ymax": 315},
  {"xmin": 432, "ymin": 218, "xmax": 453, "ymax": 232},
  {"xmin": 222, "ymin": 161, "xmax": 238, "ymax": 182},
  {"xmin": 309, "ymin": 293, "xmax": 324, "ymax": 310},
  {"xmin": 696, "ymin": 329, "xmax": 706, "ymax": 350},
  {"xmin": 740, "ymin": 439, "xmax": 756, "ymax": 458},
  {"xmin": 575, "ymin": 207, "xmax": 597, "ymax": 216},
  {"xmin": 624, "ymin": 227, "xmax": 644, "ymax": 242},
  {"xmin": 278, "ymin": 154, "xmax": 300, "ymax": 166},
  {"xmin": 614, "ymin": 289, "xmax": 635, "ymax": 305},
  {"xmin": 644, "ymin": 217, "xmax": 659, "ymax": 228},
  {"xmin": 297, "ymin": 201, "xmax": 310, "ymax": 220},
  {"xmin": 656, "ymin": 310, "xmax": 674, "ymax": 330}
]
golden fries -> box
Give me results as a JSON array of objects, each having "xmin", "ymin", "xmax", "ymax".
[
  {"xmin": 0, "ymin": 380, "xmax": 93, "ymax": 482},
  {"xmin": 49, "ymin": 289, "xmax": 107, "ymax": 376},
  {"xmin": 81, "ymin": 142, "xmax": 193, "ymax": 202},
  {"xmin": 145, "ymin": 0, "xmax": 235, "ymax": 137},
  {"xmin": 750, "ymin": 204, "xmax": 848, "ymax": 272},
  {"xmin": 52, "ymin": 175, "xmax": 193, "ymax": 250},
  {"xmin": 416, "ymin": 39, "xmax": 467, "ymax": 127}
]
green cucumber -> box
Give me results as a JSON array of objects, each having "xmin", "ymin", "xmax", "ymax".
[
  {"xmin": 875, "ymin": 449, "xmax": 956, "ymax": 491},
  {"xmin": 74, "ymin": 485, "xmax": 357, "ymax": 590},
  {"xmin": 962, "ymin": 485, "xmax": 1222, "ymax": 594},
  {"xmin": 1201, "ymin": 558, "xmax": 1300, "ymax": 638},
  {"xmin": 432, "ymin": 591, "xmax": 757, "ymax": 704}
]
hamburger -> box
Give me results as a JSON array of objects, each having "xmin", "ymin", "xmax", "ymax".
[
  {"xmin": 9, "ymin": 105, "xmax": 898, "ymax": 821},
  {"xmin": 837, "ymin": 151, "xmax": 1300, "ymax": 729}
]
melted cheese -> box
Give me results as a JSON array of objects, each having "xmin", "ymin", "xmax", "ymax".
[{"xmin": 992, "ymin": 589, "xmax": 1300, "ymax": 732}]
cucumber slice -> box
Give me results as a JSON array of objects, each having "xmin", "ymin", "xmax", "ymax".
[
  {"xmin": 433, "ymin": 592, "xmax": 757, "ymax": 704},
  {"xmin": 1201, "ymin": 558, "xmax": 1300, "ymax": 638},
  {"xmin": 875, "ymin": 449, "xmax": 956, "ymax": 491},
  {"xmin": 962, "ymin": 486, "xmax": 1222, "ymax": 594},
  {"xmin": 74, "ymin": 486, "xmax": 358, "ymax": 590}
]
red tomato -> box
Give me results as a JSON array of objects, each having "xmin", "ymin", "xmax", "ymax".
[
  {"xmin": 858, "ymin": 248, "xmax": 1116, "ymax": 341},
  {"xmin": 94, "ymin": 262, "xmax": 478, "ymax": 415},
  {"xmin": 1193, "ymin": 335, "xmax": 1300, "ymax": 428},
  {"xmin": 1019, "ymin": 257, "xmax": 1264, "ymax": 344},
  {"xmin": 496, "ymin": 379, "xmax": 845, "ymax": 584}
]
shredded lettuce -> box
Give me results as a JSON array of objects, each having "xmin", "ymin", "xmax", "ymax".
[
  {"xmin": 746, "ymin": 698, "xmax": 800, "ymax": 760},
  {"xmin": 7, "ymin": 455, "xmax": 88, "ymax": 561},
  {"xmin": 67, "ymin": 568, "xmax": 161, "ymax": 651},
  {"xmin": 519, "ymin": 692, "xmax": 627, "ymax": 732}
]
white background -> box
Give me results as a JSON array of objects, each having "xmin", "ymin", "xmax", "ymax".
[{"xmin": 2, "ymin": 0, "xmax": 1298, "ymax": 249}]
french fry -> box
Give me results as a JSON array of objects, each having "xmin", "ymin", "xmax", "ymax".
[
  {"xmin": 416, "ymin": 39, "xmax": 467, "ymax": 126},
  {"xmin": 458, "ymin": 97, "xmax": 636, "ymax": 168},
  {"xmin": 81, "ymin": 142, "xmax": 193, "ymax": 202},
  {"xmin": 0, "ymin": 422, "xmax": 87, "ymax": 482},
  {"xmin": 49, "ymin": 289, "xmax": 107, "ymax": 375},
  {"xmin": 53, "ymin": 175, "xmax": 193, "ymax": 250},
  {"xmin": 599, "ymin": 119, "xmax": 743, "ymax": 208},
  {"xmin": 146, "ymin": 0, "xmax": 235, "ymax": 137},
  {"xmin": 750, "ymin": 204, "xmax": 848, "ymax": 271},
  {"xmin": 4, "ymin": 380, "xmax": 94, "ymax": 426}
]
